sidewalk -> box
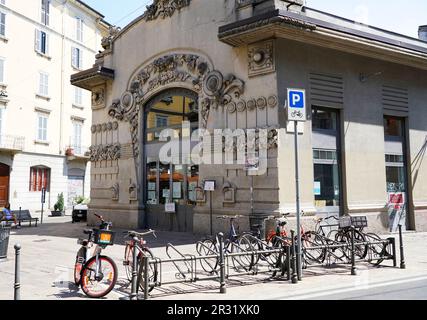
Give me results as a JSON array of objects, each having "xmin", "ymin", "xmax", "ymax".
[{"xmin": 0, "ymin": 216, "xmax": 425, "ymax": 300}]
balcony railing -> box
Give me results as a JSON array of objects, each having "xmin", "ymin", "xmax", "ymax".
[{"xmin": 0, "ymin": 135, "xmax": 25, "ymax": 151}]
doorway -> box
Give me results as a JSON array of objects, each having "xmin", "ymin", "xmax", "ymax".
[
  {"xmin": 143, "ymin": 88, "xmax": 199, "ymax": 232},
  {"xmin": 0, "ymin": 163, "xmax": 10, "ymax": 208}
]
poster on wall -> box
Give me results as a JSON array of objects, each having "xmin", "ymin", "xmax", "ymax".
[
  {"xmin": 173, "ymin": 182, "xmax": 182, "ymax": 199},
  {"xmin": 387, "ymin": 192, "xmax": 406, "ymax": 232},
  {"xmin": 148, "ymin": 182, "xmax": 156, "ymax": 191},
  {"xmin": 162, "ymin": 189, "xmax": 170, "ymax": 199},
  {"xmin": 314, "ymin": 181, "xmax": 321, "ymax": 196},
  {"xmin": 188, "ymin": 182, "xmax": 198, "ymax": 202},
  {"xmin": 147, "ymin": 191, "xmax": 157, "ymax": 204}
]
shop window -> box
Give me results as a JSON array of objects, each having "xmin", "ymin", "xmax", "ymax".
[
  {"xmin": 384, "ymin": 117, "xmax": 403, "ymax": 137},
  {"xmin": 312, "ymin": 108, "xmax": 337, "ymax": 131},
  {"xmin": 29, "ymin": 166, "xmax": 50, "ymax": 191}
]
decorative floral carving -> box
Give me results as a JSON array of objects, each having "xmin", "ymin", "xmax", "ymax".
[
  {"xmin": 142, "ymin": 0, "xmax": 191, "ymax": 21},
  {"xmin": 221, "ymin": 128, "xmax": 279, "ymax": 153},
  {"xmin": 111, "ymin": 183, "xmax": 119, "ymax": 201},
  {"xmin": 268, "ymin": 95, "xmax": 278, "ymax": 108},
  {"xmin": 248, "ymin": 40, "xmax": 275, "ymax": 77},
  {"xmin": 92, "ymin": 87, "xmax": 105, "ymax": 109},
  {"xmin": 89, "ymin": 144, "xmax": 121, "ymax": 162}
]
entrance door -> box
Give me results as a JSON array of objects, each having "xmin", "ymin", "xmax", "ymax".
[
  {"xmin": 0, "ymin": 163, "xmax": 10, "ymax": 207},
  {"xmin": 311, "ymin": 107, "xmax": 343, "ymax": 219},
  {"xmin": 384, "ymin": 117, "xmax": 409, "ymax": 231},
  {"xmin": 143, "ymin": 89, "xmax": 199, "ymax": 232}
]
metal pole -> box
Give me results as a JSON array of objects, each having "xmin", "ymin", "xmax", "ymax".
[
  {"xmin": 398, "ymin": 224, "xmax": 406, "ymax": 269},
  {"xmin": 351, "ymin": 226, "xmax": 357, "ymax": 276},
  {"xmin": 291, "ymin": 230, "xmax": 298, "ymax": 284},
  {"xmin": 14, "ymin": 244, "xmax": 21, "ymax": 300},
  {"xmin": 218, "ymin": 233, "xmax": 226, "ymax": 294},
  {"xmin": 130, "ymin": 238, "xmax": 138, "ymax": 300},
  {"xmin": 286, "ymin": 245, "xmax": 291, "ymax": 281},
  {"xmin": 389, "ymin": 237, "xmax": 397, "ymax": 268},
  {"xmin": 210, "ymin": 191, "xmax": 213, "ymax": 236},
  {"xmin": 294, "ymin": 121, "xmax": 302, "ymax": 280},
  {"xmin": 41, "ymin": 203, "xmax": 44, "ymax": 225},
  {"xmin": 250, "ymin": 175, "xmax": 254, "ymax": 216},
  {"xmin": 143, "ymin": 255, "xmax": 150, "ymax": 300}
]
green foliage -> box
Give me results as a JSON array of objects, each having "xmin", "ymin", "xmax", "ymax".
[
  {"xmin": 74, "ymin": 196, "xmax": 89, "ymax": 205},
  {"xmin": 54, "ymin": 193, "xmax": 65, "ymax": 212}
]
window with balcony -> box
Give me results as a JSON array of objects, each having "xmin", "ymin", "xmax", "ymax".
[
  {"xmin": 38, "ymin": 72, "xmax": 49, "ymax": 97},
  {"xmin": 29, "ymin": 166, "xmax": 50, "ymax": 192},
  {"xmin": 72, "ymin": 121, "xmax": 82, "ymax": 154},
  {"xmin": 76, "ymin": 17, "xmax": 83, "ymax": 42},
  {"xmin": 41, "ymin": 0, "xmax": 50, "ymax": 26},
  {"xmin": 71, "ymin": 47, "xmax": 82, "ymax": 69},
  {"xmin": 35, "ymin": 29, "xmax": 49, "ymax": 55}
]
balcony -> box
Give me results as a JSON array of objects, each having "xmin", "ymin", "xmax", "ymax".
[
  {"xmin": 0, "ymin": 135, "xmax": 25, "ymax": 153},
  {"xmin": 65, "ymin": 145, "xmax": 90, "ymax": 161}
]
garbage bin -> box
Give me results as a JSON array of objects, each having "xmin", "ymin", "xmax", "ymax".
[{"xmin": 0, "ymin": 226, "xmax": 11, "ymax": 259}]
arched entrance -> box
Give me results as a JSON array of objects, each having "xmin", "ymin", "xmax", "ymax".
[
  {"xmin": 0, "ymin": 163, "xmax": 10, "ymax": 207},
  {"xmin": 143, "ymin": 88, "xmax": 199, "ymax": 232}
]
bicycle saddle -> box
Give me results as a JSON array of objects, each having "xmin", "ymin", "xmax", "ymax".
[{"xmin": 83, "ymin": 229, "xmax": 93, "ymax": 235}]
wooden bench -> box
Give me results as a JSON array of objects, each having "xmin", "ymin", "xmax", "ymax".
[{"xmin": 10, "ymin": 210, "xmax": 39, "ymax": 227}]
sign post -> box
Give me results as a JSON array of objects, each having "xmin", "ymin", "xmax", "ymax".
[
  {"xmin": 204, "ymin": 180, "xmax": 216, "ymax": 236},
  {"xmin": 41, "ymin": 187, "xmax": 46, "ymax": 224},
  {"xmin": 287, "ymin": 88, "xmax": 306, "ymax": 281}
]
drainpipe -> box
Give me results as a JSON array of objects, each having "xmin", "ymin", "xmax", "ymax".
[{"xmin": 59, "ymin": 1, "xmax": 67, "ymax": 155}]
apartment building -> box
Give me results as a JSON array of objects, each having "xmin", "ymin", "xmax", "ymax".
[{"xmin": 0, "ymin": 0, "xmax": 109, "ymax": 211}]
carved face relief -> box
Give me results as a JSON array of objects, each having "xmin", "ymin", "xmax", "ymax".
[{"xmin": 92, "ymin": 87, "xmax": 106, "ymax": 109}]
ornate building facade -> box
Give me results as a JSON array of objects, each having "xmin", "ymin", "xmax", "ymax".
[{"xmin": 72, "ymin": 0, "xmax": 427, "ymax": 234}]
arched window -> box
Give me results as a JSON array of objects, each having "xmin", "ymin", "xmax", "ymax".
[{"xmin": 29, "ymin": 166, "xmax": 50, "ymax": 192}]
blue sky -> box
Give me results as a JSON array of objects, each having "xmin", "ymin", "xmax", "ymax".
[{"xmin": 83, "ymin": 0, "xmax": 426, "ymax": 39}]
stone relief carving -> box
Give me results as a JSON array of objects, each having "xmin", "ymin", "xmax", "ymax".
[
  {"xmin": 225, "ymin": 95, "xmax": 277, "ymax": 113},
  {"xmin": 248, "ymin": 40, "xmax": 275, "ymax": 77},
  {"xmin": 222, "ymin": 127, "xmax": 279, "ymax": 152},
  {"xmin": 111, "ymin": 183, "xmax": 119, "ymax": 201},
  {"xmin": 92, "ymin": 86, "xmax": 106, "ymax": 110},
  {"xmin": 222, "ymin": 181, "xmax": 236, "ymax": 204},
  {"xmin": 89, "ymin": 143, "xmax": 121, "ymax": 162},
  {"xmin": 129, "ymin": 181, "xmax": 138, "ymax": 201},
  {"xmin": 143, "ymin": 0, "xmax": 191, "ymax": 21},
  {"xmin": 91, "ymin": 121, "xmax": 119, "ymax": 133},
  {"xmin": 108, "ymin": 53, "xmax": 246, "ymax": 158},
  {"xmin": 101, "ymin": 26, "xmax": 121, "ymax": 50}
]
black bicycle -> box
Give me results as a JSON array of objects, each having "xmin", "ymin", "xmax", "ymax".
[{"xmin": 196, "ymin": 215, "xmax": 254, "ymax": 273}]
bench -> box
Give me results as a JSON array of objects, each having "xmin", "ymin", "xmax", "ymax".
[{"xmin": 10, "ymin": 210, "xmax": 39, "ymax": 227}]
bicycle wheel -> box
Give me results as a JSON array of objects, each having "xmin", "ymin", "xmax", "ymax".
[
  {"xmin": 74, "ymin": 247, "xmax": 86, "ymax": 286},
  {"xmin": 196, "ymin": 239, "xmax": 218, "ymax": 273},
  {"xmin": 365, "ymin": 233, "xmax": 386, "ymax": 266},
  {"xmin": 301, "ymin": 231, "xmax": 326, "ymax": 265},
  {"xmin": 137, "ymin": 248, "xmax": 157, "ymax": 293},
  {"xmin": 80, "ymin": 255, "xmax": 118, "ymax": 298},
  {"xmin": 124, "ymin": 242, "xmax": 134, "ymax": 282},
  {"xmin": 230, "ymin": 237, "xmax": 254, "ymax": 272}
]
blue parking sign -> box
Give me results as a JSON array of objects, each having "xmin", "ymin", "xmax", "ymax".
[
  {"xmin": 287, "ymin": 88, "xmax": 306, "ymax": 122},
  {"xmin": 289, "ymin": 91, "xmax": 304, "ymax": 108}
]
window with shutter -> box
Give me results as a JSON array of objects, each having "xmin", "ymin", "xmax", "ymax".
[
  {"xmin": 0, "ymin": 58, "xmax": 4, "ymax": 83},
  {"xmin": 41, "ymin": 0, "xmax": 50, "ymax": 26},
  {"xmin": 29, "ymin": 167, "xmax": 50, "ymax": 192},
  {"xmin": 0, "ymin": 12, "xmax": 5, "ymax": 37}
]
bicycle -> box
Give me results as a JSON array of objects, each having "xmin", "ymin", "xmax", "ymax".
[
  {"xmin": 242, "ymin": 214, "xmax": 292, "ymax": 277},
  {"xmin": 74, "ymin": 214, "xmax": 118, "ymax": 298},
  {"xmin": 196, "ymin": 215, "xmax": 254, "ymax": 273},
  {"xmin": 123, "ymin": 229, "xmax": 158, "ymax": 293}
]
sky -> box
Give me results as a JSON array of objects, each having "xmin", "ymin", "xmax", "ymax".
[{"xmin": 83, "ymin": 0, "xmax": 427, "ymax": 39}]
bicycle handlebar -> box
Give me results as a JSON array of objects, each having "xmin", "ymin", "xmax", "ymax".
[
  {"xmin": 216, "ymin": 215, "xmax": 244, "ymax": 220},
  {"xmin": 124, "ymin": 229, "xmax": 157, "ymax": 239}
]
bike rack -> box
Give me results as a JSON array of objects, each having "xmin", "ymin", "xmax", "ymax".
[{"xmin": 130, "ymin": 226, "xmax": 405, "ymax": 300}]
